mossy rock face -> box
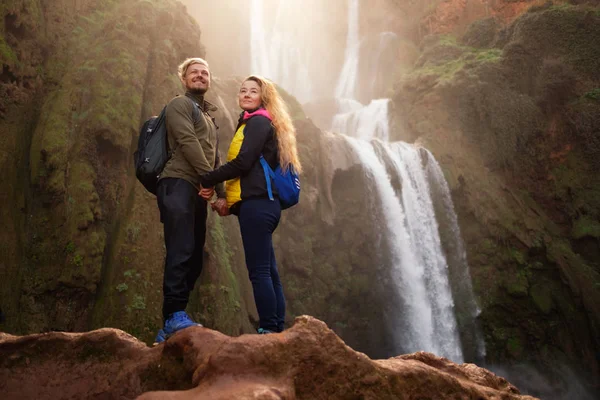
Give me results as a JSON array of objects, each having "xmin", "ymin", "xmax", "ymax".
[
  {"xmin": 529, "ymin": 283, "xmax": 553, "ymax": 315},
  {"xmin": 571, "ymin": 215, "xmax": 600, "ymax": 240},
  {"xmin": 0, "ymin": 0, "xmax": 258, "ymax": 341},
  {"xmin": 497, "ymin": 3, "xmax": 600, "ymax": 80},
  {"xmin": 461, "ymin": 17, "xmax": 501, "ymax": 48},
  {"xmin": 392, "ymin": 2, "xmax": 600, "ymax": 390},
  {"xmin": 415, "ymin": 35, "xmax": 467, "ymax": 68},
  {"xmin": 503, "ymin": 271, "xmax": 529, "ymax": 297}
]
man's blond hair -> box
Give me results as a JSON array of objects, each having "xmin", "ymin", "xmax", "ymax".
[{"xmin": 177, "ymin": 57, "xmax": 209, "ymax": 81}]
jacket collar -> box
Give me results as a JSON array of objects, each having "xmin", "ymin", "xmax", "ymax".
[
  {"xmin": 185, "ymin": 91, "xmax": 218, "ymax": 112},
  {"xmin": 242, "ymin": 107, "xmax": 272, "ymax": 121}
]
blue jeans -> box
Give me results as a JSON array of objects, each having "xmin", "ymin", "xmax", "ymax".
[{"xmin": 238, "ymin": 197, "xmax": 285, "ymax": 332}]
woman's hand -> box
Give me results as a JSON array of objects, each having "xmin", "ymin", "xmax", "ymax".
[
  {"xmin": 199, "ymin": 187, "xmax": 214, "ymax": 200},
  {"xmin": 210, "ymin": 198, "xmax": 230, "ymax": 216}
]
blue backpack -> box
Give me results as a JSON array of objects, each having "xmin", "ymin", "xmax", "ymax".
[{"xmin": 259, "ymin": 156, "xmax": 300, "ymax": 210}]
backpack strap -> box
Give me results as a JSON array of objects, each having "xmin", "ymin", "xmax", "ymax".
[
  {"xmin": 259, "ymin": 156, "xmax": 275, "ymax": 201},
  {"xmin": 190, "ymin": 99, "xmax": 201, "ymax": 123}
]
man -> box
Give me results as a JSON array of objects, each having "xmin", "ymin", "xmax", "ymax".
[{"xmin": 154, "ymin": 57, "xmax": 226, "ymax": 344}]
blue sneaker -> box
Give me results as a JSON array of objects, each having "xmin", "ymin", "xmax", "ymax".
[
  {"xmin": 164, "ymin": 311, "xmax": 202, "ymax": 336},
  {"xmin": 153, "ymin": 328, "xmax": 167, "ymax": 346},
  {"xmin": 153, "ymin": 312, "xmax": 201, "ymax": 345},
  {"xmin": 257, "ymin": 328, "xmax": 275, "ymax": 334}
]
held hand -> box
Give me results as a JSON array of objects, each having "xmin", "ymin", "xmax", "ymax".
[
  {"xmin": 210, "ymin": 198, "xmax": 230, "ymax": 216},
  {"xmin": 199, "ymin": 187, "xmax": 214, "ymax": 200}
]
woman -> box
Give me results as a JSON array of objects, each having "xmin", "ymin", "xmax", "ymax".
[{"xmin": 199, "ymin": 75, "xmax": 302, "ymax": 334}]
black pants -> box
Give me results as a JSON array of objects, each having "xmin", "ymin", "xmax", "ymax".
[{"xmin": 157, "ymin": 178, "xmax": 207, "ymax": 320}]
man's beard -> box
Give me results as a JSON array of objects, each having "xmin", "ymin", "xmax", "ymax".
[{"xmin": 188, "ymin": 86, "xmax": 208, "ymax": 95}]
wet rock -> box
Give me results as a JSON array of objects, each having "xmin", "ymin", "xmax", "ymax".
[{"xmin": 0, "ymin": 316, "xmax": 537, "ymax": 400}]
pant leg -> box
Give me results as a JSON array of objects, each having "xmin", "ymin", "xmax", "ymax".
[
  {"xmin": 269, "ymin": 244, "xmax": 286, "ymax": 332},
  {"xmin": 238, "ymin": 198, "xmax": 282, "ymax": 332},
  {"xmin": 186, "ymin": 194, "xmax": 208, "ymax": 293},
  {"xmin": 157, "ymin": 178, "xmax": 199, "ymax": 320}
]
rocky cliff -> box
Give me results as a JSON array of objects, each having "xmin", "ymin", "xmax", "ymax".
[
  {"xmin": 392, "ymin": 1, "xmax": 600, "ymax": 396},
  {"xmin": 1, "ymin": 0, "xmax": 599, "ymax": 399},
  {"xmin": 0, "ymin": 0, "xmax": 258, "ymax": 340}
]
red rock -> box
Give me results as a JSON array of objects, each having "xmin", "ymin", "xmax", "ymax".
[
  {"xmin": 0, "ymin": 316, "xmax": 538, "ymax": 400},
  {"xmin": 423, "ymin": 0, "xmax": 535, "ymax": 34}
]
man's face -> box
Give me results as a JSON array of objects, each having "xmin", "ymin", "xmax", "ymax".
[{"xmin": 183, "ymin": 63, "xmax": 210, "ymax": 94}]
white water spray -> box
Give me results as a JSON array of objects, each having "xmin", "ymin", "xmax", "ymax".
[
  {"xmin": 247, "ymin": 0, "xmax": 484, "ymax": 362},
  {"xmin": 250, "ymin": 0, "xmax": 313, "ymax": 103},
  {"xmin": 332, "ymin": 99, "xmax": 390, "ymax": 141},
  {"xmin": 335, "ymin": 0, "xmax": 360, "ymax": 99},
  {"xmin": 330, "ymin": 0, "xmax": 484, "ymax": 361},
  {"xmin": 346, "ymin": 137, "xmax": 464, "ymax": 361}
]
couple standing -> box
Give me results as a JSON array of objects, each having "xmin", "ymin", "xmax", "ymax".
[{"xmin": 154, "ymin": 57, "xmax": 302, "ymax": 344}]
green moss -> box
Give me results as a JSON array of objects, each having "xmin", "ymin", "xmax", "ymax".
[
  {"xmin": 475, "ymin": 48, "xmax": 502, "ymax": 62},
  {"xmin": 572, "ymin": 215, "xmax": 600, "ymax": 239},
  {"xmin": 126, "ymin": 223, "xmax": 141, "ymax": 243},
  {"xmin": 406, "ymin": 40, "xmax": 502, "ymax": 84},
  {"xmin": 509, "ymin": 248, "xmax": 527, "ymax": 266},
  {"xmin": 506, "ymin": 335, "xmax": 524, "ymax": 358},
  {"xmin": 65, "ymin": 241, "xmax": 75, "ymax": 254},
  {"xmin": 0, "ymin": 36, "xmax": 18, "ymax": 66},
  {"xmin": 72, "ymin": 253, "xmax": 84, "ymax": 268},
  {"xmin": 548, "ymin": 3, "xmax": 575, "ymax": 12},
  {"xmin": 437, "ymin": 34, "xmax": 460, "ymax": 47},
  {"xmin": 192, "ymin": 216, "xmax": 246, "ymax": 333},
  {"xmin": 583, "ymin": 88, "xmax": 600, "ymax": 101},
  {"xmin": 29, "ymin": 89, "xmax": 73, "ymax": 191},
  {"xmin": 530, "ymin": 283, "xmax": 553, "ymax": 314},
  {"xmin": 116, "ymin": 283, "xmax": 128, "ymax": 292},
  {"xmin": 517, "ymin": 5, "xmax": 600, "ymax": 78},
  {"xmin": 549, "ymin": 150, "xmax": 600, "ymax": 217},
  {"xmin": 131, "ymin": 295, "xmax": 146, "ymax": 310},
  {"xmin": 67, "ymin": 161, "xmax": 99, "ymax": 232},
  {"xmin": 504, "ymin": 270, "xmax": 529, "ymax": 296}
]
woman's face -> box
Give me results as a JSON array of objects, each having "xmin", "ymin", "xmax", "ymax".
[{"xmin": 239, "ymin": 80, "xmax": 262, "ymax": 111}]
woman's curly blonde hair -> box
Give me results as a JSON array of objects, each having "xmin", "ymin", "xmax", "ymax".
[{"xmin": 245, "ymin": 75, "xmax": 302, "ymax": 174}]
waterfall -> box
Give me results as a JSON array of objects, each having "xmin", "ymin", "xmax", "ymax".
[
  {"xmin": 367, "ymin": 32, "xmax": 398, "ymax": 100},
  {"xmin": 346, "ymin": 138, "xmax": 464, "ymax": 361},
  {"xmin": 330, "ymin": 0, "xmax": 484, "ymax": 362},
  {"xmin": 250, "ymin": 0, "xmax": 313, "ymax": 103},
  {"xmin": 424, "ymin": 152, "xmax": 487, "ymax": 360},
  {"xmin": 332, "ymin": 99, "xmax": 390, "ymax": 141},
  {"xmin": 247, "ymin": 0, "xmax": 484, "ymax": 363},
  {"xmin": 335, "ymin": 0, "xmax": 360, "ymax": 99}
]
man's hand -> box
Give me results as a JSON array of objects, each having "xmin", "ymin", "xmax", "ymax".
[
  {"xmin": 210, "ymin": 198, "xmax": 230, "ymax": 216},
  {"xmin": 199, "ymin": 187, "xmax": 214, "ymax": 200}
]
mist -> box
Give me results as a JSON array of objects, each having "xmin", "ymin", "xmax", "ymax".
[
  {"xmin": 180, "ymin": 0, "xmax": 413, "ymax": 103},
  {"xmin": 178, "ymin": 1, "xmax": 600, "ymax": 398}
]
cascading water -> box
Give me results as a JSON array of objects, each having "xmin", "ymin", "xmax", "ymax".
[
  {"xmin": 424, "ymin": 152, "xmax": 487, "ymax": 361},
  {"xmin": 330, "ymin": 1, "xmax": 484, "ymax": 362},
  {"xmin": 367, "ymin": 32, "xmax": 399, "ymax": 100},
  {"xmin": 346, "ymin": 138, "xmax": 464, "ymax": 361},
  {"xmin": 332, "ymin": 98, "xmax": 390, "ymax": 141},
  {"xmin": 248, "ymin": 0, "xmax": 485, "ymax": 362},
  {"xmin": 250, "ymin": 0, "xmax": 313, "ymax": 103},
  {"xmin": 335, "ymin": 0, "xmax": 360, "ymax": 100}
]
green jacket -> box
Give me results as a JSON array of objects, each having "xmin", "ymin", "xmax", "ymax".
[{"xmin": 159, "ymin": 91, "xmax": 224, "ymax": 197}]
